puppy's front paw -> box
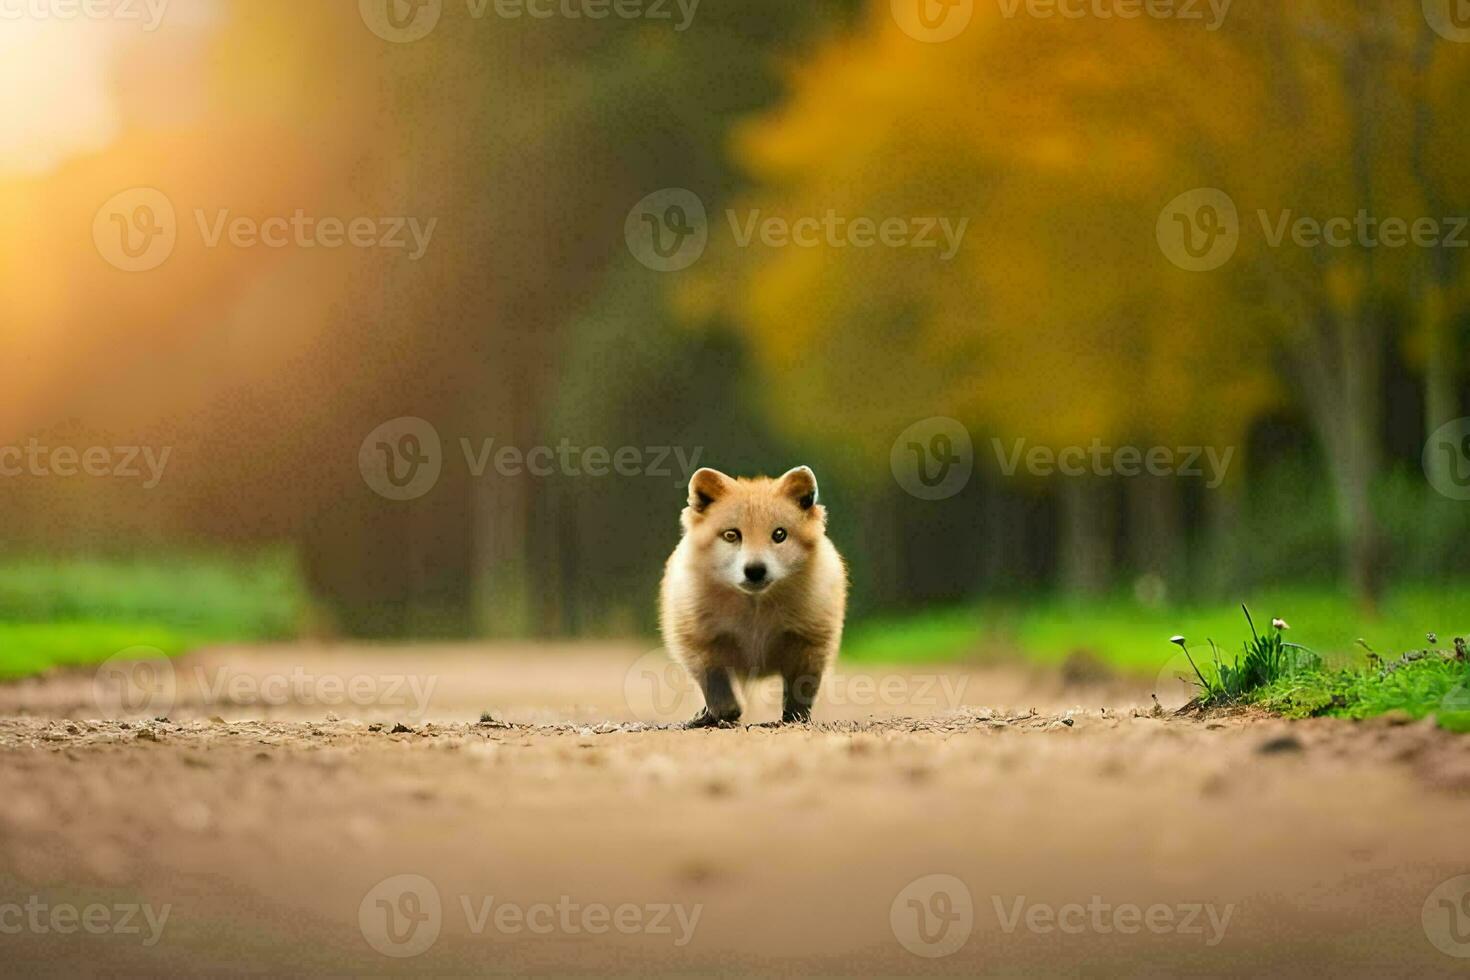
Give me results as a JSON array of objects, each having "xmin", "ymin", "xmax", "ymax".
[{"xmin": 686, "ymin": 707, "xmax": 741, "ymax": 729}]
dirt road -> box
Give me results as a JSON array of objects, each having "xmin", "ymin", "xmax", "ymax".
[{"xmin": 2, "ymin": 643, "xmax": 1469, "ymax": 976}]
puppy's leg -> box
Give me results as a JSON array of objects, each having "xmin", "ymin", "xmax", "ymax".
[
  {"xmin": 781, "ymin": 667, "xmax": 821, "ymax": 724},
  {"xmin": 687, "ymin": 665, "xmax": 742, "ymax": 728},
  {"xmin": 778, "ymin": 640, "xmax": 832, "ymax": 725}
]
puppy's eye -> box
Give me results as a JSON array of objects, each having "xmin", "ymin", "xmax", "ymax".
[
  {"xmin": 721, "ymin": 529, "xmax": 741, "ymax": 544},
  {"xmin": 772, "ymin": 528, "xmax": 788, "ymax": 543}
]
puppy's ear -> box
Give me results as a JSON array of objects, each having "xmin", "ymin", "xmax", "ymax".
[
  {"xmin": 688, "ymin": 468, "xmax": 733, "ymax": 514},
  {"xmin": 778, "ymin": 466, "xmax": 818, "ymax": 512}
]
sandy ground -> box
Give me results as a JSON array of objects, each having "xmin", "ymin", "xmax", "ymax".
[{"xmin": 2, "ymin": 643, "xmax": 1470, "ymax": 976}]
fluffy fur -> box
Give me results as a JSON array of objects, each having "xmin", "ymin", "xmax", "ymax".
[{"xmin": 659, "ymin": 465, "xmax": 847, "ymax": 727}]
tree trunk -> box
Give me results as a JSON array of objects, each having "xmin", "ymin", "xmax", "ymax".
[
  {"xmin": 1422, "ymin": 282, "xmax": 1459, "ymax": 495},
  {"xmin": 1058, "ymin": 478, "xmax": 1115, "ymax": 597},
  {"xmin": 1126, "ymin": 474, "xmax": 1183, "ymax": 583},
  {"xmin": 1289, "ymin": 311, "xmax": 1385, "ymax": 613},
  {"xmin": 1412, "ymin": 19, "xmax": 1461, "ymax": 495}
]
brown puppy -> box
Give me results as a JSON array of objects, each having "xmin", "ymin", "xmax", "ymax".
[{"xmin": 659, "ymin": 466, "xmax": 847, "ymax": 727}]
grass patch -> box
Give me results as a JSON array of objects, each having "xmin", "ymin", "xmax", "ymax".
[
  {"xmin": 1250, "ymin": 653, "xmax": 1470, "ymax": 733},
  {"xmin": 1168, "ymin": 606, "xmax": 1470, "ymax": 733},
  {"xmin": 845, "ymin": 585, "xmax": 1470, "ymax": 731},
  {"xmin": 0, "ymin": 622, "xmax": 203, "ymax": 680},
  {"xmin": 843, "ymin": 583, "xmax": 1470, "ymax": 671},
  {"xmin": 1169, "ymin": 606, "xmax": 1321, "ymax": 702},
  {"xmin": 0, "ymin": 552, "xmax": 302, "ymax": 678}
]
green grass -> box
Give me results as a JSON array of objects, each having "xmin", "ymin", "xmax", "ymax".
[
  {"xmin": 845, "ymin": 583, "xmax": 1470, "ymax": 672},
  {"xmin": 1250, "ymin": 654, "xmax": 1470, "ymax": 733},
  {"xmin": 846, "ymin": 585, "xmax": 1470, "ymax": 731},
  {"xmin": 0, "ymin": 553, "xmax": 302, "ymax": 679}
]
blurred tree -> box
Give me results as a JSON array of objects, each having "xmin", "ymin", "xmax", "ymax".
[
  {"xmin": 697, "ymin": 0, "xmax": 1469, "ymax": 607},
  {"xmin": 1408, "ymin": 15, "xmax": 1470, "ymax": 494},
  {"xmin": 690, "ymin": 6, "xmax": 1275, "ymax": 596}
]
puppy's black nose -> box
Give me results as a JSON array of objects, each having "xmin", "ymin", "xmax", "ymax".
[{"xmin": 743, "ymin": 563, "xmax": 767, "ymax": 583}]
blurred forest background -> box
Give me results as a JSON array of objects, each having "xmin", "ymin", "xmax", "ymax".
[{"xmin": 1, "ymin": 0, "xmax": 1468, "ymax": 674}]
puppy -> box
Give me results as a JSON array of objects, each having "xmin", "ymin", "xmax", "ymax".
[{"xmin": 660, "ymin": 466, "xmax": 847, "ymax": 727}]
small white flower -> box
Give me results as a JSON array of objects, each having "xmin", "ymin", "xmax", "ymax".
[
  {"xmin": 1271, "ymin": 618, "xmax": 1290, "ymax": 631},
  {"xmin": 1169, "ymin": 635, "xmax": 1187, "ymax": 648}
]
